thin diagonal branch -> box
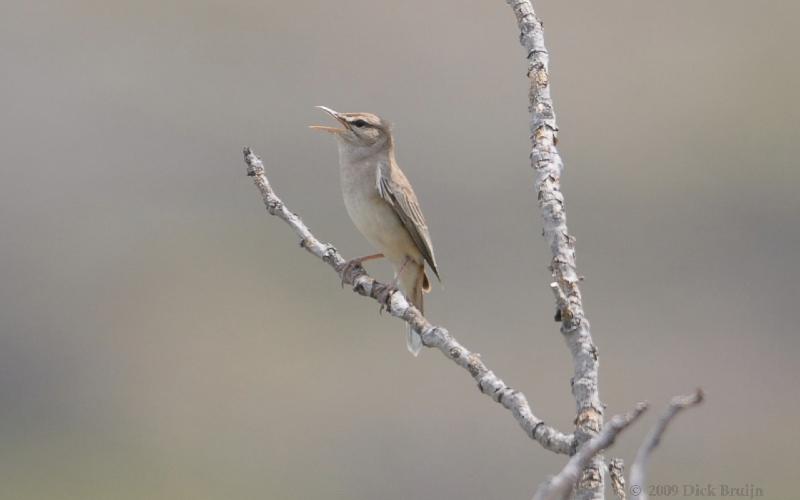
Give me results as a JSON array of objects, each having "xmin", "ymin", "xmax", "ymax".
[
  {"xmin": 629, "ymin": 389, "xmax": 704, "ymax": 500},
  {"xmin": 533, "ymin": 403, "xmax": 648, "ymax": 500},
  {"xmin": 504, "ymin": 1, "xmax": 605, "ymax": 497},
  {"xmin": 242, "ymin": 146, "xmax": 575, "ymax": 455}
]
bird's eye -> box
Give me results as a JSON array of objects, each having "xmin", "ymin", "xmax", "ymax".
[{"xmin": 352, "ymin": 119, "xmax": 368, "ymax": 128}]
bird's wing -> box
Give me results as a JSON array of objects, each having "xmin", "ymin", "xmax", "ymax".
[{"xmin": 377, "ymin": 162, "xmax": 440, "ymax": 281}]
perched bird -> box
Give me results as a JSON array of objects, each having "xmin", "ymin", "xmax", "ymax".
[{"xmin": 311, "ymin": 106, "xmax": 440, "ymax": 356}]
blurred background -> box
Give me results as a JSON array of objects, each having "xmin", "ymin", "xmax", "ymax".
[{"xmin": 1, "ymin": 1, "xmax": 797, "ymax": 498}]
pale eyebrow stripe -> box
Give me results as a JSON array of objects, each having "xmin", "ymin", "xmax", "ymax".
[{"xmin": 345, "ymin": 116, "xmax": 376, "ymax": 127}]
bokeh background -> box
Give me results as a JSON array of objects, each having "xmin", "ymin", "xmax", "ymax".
[{"xmin": 1, "ymin": 1, "xmax": 798, "ymax": 498}]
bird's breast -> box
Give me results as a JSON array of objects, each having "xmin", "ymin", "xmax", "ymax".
[{"xmin": 339, "ymin": 161, "xmax": 417, "ymax": 263}]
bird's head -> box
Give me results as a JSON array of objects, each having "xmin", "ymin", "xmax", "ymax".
[{"xmin": 310, "ymin": 106, "xmax": 391, "ymax": 150}]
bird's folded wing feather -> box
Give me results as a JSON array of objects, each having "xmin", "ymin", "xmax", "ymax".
[{"xmin": 377, "ymin": 162, "xmax": 440, "ymax": 281}]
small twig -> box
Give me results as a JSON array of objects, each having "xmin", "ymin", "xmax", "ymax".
[
  {"xmin": 242, "ymin": 146, "xmax": 575, "ymax": 455},
  {"xmin": 629, "ymin": 389, "xmax": 704, "ymax": 500},
  {"xmin": 533, "ymin": 403, "xmax": 648, "ymax": 500}
]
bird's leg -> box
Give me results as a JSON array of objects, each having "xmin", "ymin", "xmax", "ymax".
[
  {"xmin": 340, "ymin": 253, "xmax": 384, "ymax": 287},
  {"xmin": 391, "ymin": 256, "xmax": 412, "ymax": 289},
  {"xmin": 377, "ymin": 257, "xmax": 412, "ymax": 315}
]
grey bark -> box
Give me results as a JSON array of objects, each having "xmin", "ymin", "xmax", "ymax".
[
  {"xmin": 504, "ymin": 1, "xmax": 604, "ymax": 498},
  {"xmin": 608, "ymin": 458, "xmax": 627, "ymax": 500}
]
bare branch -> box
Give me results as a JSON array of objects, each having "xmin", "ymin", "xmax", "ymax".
[
  {"xmin": 241, "ymin": 147, "xmax": 575, "ymax": 455},
  {"xmin": 629, "ymin": 389, "xmax": 704, "ymax": 500},
  {"xmin": 504, "ymin": 1, "xmax": 605, "ymax": 497},
  {"xmin": 533, "ymin": 404, "xmax": 648, "ymax": 500}
]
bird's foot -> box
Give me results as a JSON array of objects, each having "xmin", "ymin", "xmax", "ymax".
[
  {"xmin": 376, "ymin": 283, "xmax": 400, "ymax": 315},
  {"xmin": 378, "ymin": 257, "xmax": 413, "ymax": 314},
  {"xmin": 338, "ymin": 253, "xmax": 384, "ymax": 288},
  {"xmin": 339, "ymin": 259, "xmax": 364, "ymax": 288}
]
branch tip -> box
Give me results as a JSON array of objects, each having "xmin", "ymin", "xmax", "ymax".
[{"xmin": 629, "ymin": 390, "xmax": 705, "ymax": 500}]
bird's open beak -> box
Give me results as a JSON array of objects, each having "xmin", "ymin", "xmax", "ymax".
[{"xmin": 309, "ymin": 106, "xmax": 349, "ymax": 134}]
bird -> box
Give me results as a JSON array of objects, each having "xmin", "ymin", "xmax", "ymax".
[{"xmin": 310, "ymin": 106, "xmax": 440, "ymax": 356}]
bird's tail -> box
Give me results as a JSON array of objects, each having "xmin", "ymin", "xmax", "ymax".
[{"xmin": 400, "ymin": 262, "xmax": 429, "ymax": 357}]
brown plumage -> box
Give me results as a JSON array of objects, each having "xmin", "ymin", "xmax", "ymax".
[{"xmin": 311, "ymin": 107, "xmax": 439, "ymax": 355}]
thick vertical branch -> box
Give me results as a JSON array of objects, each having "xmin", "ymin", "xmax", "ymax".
[{"xmin": 505, "ymin": 1, "xmax": 605, "ymax": 498}]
